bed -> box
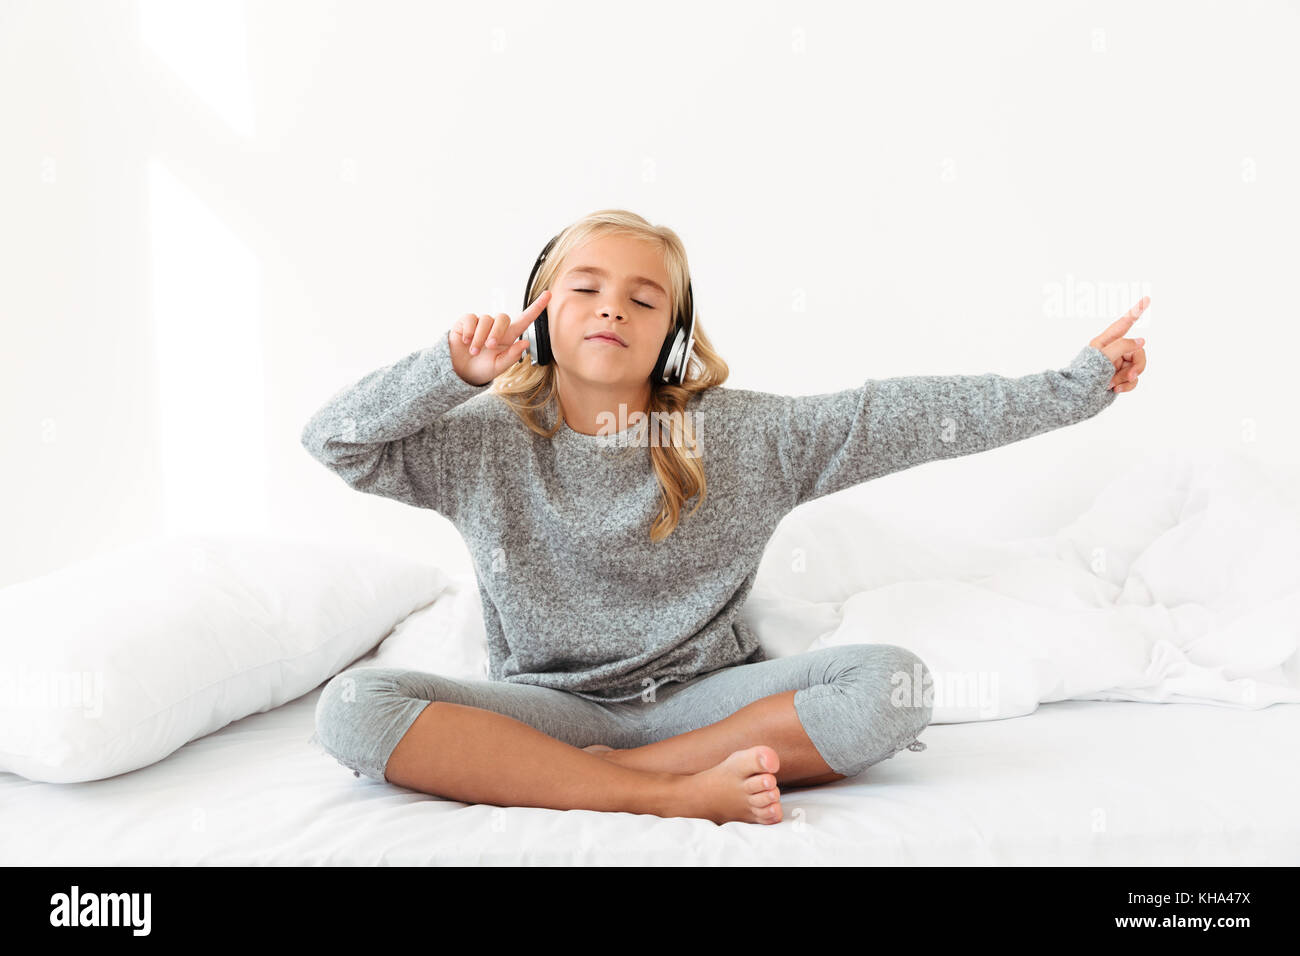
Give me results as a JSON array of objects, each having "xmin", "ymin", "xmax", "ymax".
[
  {"xmin": 3, "ymin": 447, "xmax": 1297, "ymax": 865},
  {"xmin": 3, "ymin": 678, "xmax": 1297, "ymax": 865}
]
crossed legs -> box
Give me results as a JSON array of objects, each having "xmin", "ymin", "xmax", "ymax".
[
  {"xmin": 588, "ymin": 690, "xmax": 846, "ymax": 788},
  {"xmin": 312, "ymin": 644, "xmax": 933, "ymax": 825},
  {"xmin": 587, "ymin": 643, "xmax": 933, "ymax": 788}
]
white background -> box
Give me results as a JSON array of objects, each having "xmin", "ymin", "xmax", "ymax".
[{"xmin": 3, "ymin": 0, "xmax": 1296, "ymax": 586}]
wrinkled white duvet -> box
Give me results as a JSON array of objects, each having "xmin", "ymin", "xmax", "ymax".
[{"xmin": 743, "ymin": 447, "xmax": 1300, "ymax": 723}]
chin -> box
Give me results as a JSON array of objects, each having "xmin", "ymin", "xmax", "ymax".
[
  {"xmin": 567, "ymin": 360, "xmax": 639, "ymax": 384},
  {"xmin": 580, "ymin": 367, "xmax": 635, "ymax": 385}
]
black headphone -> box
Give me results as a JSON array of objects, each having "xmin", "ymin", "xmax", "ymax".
[{"xmin": 517, "ymin": 233, "xmax": 697, "ymax": 386}]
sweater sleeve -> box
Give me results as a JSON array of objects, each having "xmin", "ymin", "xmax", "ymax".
[
  {"xmin": 300, "ymin": 330, "xmax": 490, "ymax": 516},
  {"xmin": 768, "ymin": 344, "xmax": 1119, "ymax": 509}
]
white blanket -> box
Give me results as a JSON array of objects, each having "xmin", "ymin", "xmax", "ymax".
[{"xmin": 743, "ymin": 447, "xmax": 1300, "ymax": 722}]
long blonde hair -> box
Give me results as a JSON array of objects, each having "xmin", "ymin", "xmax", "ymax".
[{"xmin": 491, "ymin": 209, "xmax": 730, "ymax": 542}]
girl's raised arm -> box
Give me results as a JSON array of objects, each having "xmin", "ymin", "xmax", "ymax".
[
  {"xmin": 299, "ymin": 330, "xmax": 490, "ymax": 516},
  {"xmin": 301, "ymin": 293, "xmax": 549, "ymax": 516}
]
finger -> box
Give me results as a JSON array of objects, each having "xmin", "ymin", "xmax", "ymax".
[
  {"xmin": 469, "ymin": 314, "xmax": 494, "ymax": 355},
  {"xmin": 1106, "ymin": 358, "xmax": 1129, "ymax": 389},
  {"xmin": 1108, "ymin": 364, "xmax": 1141, "ymax": 390},
  {"xmin": 496, "ymin": 337, "xmax": 530, "ymax": 373},
  {"xmin": 1112, "ymin": 377, "xmax": 1139, "ymax": 394},
  {"xmin": 485, "ymin": 313, "xmax": 511, "ymax": 349},
  {"xmin": 1128, "ymin": 346, "xmax": 1147, "ymax": 378},
  {"xmin": 1109, "ymin": 346, "xmax": 1147, "ymax": 387},
  {"xmin": 454, "ymin": 313, "xmax": 475, "ymax": 345},
  {"xmin": 508, "ymin": 289, "xmax": 552, "ymax": 340},
  {"xmin": 1103, "ymin": 335, "xmax": 1145, "ymax": 365},
  {"xmin": 1092, "ymin": 296, "xmax": 1150, "ymax": 349}
]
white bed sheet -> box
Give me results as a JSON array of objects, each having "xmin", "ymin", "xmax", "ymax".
[{"xmin": 3, "ymin": 682, "xmax": 1297, "ymax": 866}]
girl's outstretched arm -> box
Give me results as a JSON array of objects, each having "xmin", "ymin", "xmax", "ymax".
[
  {"xmin": 743, "ymin": 297, "xmax": 1149, "ymax": 511},
  {"xmin": 762, "ymin": 342, "xmax": 1120, "ymax": 510},
  {"xmin": 740, "ymin": 298, "xmax": 1152, "ymax": 510}
]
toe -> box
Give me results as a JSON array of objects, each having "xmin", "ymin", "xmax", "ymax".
[
  {"xmin": 749, "ymin": 790, "xmax": 779, "ymax": 808},
  {"xmin": 754, "ymin": 745, "xmax": 780, "ymax": 774},
  {"xmin": 731, "ymin": 745, "xmax": 780, "ymax": 777},
  {"xmin": 745, "ymin": 773, "xmax": 777, "ymax": 794}
]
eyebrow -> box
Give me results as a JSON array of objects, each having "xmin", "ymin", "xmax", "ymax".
[{"xmin": 564, "ymin": 265, "xmax": 667, "ymax": 297}]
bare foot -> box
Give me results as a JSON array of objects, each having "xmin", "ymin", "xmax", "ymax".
[{"xmin": 670, "ymin": 746, "xmax": 783, "ymax": 825}]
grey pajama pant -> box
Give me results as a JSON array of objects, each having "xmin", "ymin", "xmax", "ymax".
[{"xmin": 311, "ymin": 643, "xmax": 933, "ymax": 785}]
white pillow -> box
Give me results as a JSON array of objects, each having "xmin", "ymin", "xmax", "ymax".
[
  {"xmin": 0, "ymin": 532, "xmax": 448, "ymax": 783},
  {"xmin": 347, "ymin": 570, "xmax": 489, "ymax": 680},
  {"xmin": 755, "ymin": 489, "xmax": 1040, "ymax": 607}
]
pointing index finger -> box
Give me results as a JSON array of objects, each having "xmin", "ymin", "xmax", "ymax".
[
  {"xmin": 1096, "ymin": 296, "xmax": 1150, "ymax": 348},
  {"xmin": 510, "ymin": 289, "xmax": 551, "ymax": 338}
]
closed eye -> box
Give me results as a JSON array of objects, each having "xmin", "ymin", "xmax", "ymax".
[{"xmin": 575, "ymin": 288, "xmax": 654, "ymax": 309}]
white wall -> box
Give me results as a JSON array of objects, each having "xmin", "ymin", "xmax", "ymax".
[{"xmin": 3, "ymin": 0, "xmax": 1297, "ymax": 587}]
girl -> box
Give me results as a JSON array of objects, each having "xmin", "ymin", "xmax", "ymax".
[{"xmin": 302, "ymin": 209, "xmax": 1148, "ymax": 826}]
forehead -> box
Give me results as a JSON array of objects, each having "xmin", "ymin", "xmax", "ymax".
[{"xmin": 559, "ymin": 235, "xmax": 671, "ymax": 295}]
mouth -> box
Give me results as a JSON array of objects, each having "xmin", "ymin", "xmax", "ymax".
[{"xmin": 585, "ymin": 332, "xmax": 627, "ymax": 347}]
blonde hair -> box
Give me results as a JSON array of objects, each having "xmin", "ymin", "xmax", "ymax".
[{"xmin": 491, "ymin": 209, "xmax": 730, "ymax": 542}]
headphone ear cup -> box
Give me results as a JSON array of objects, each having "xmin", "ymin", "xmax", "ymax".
[
  {"xmin": 652, "ymin": 326, "xmax": 680, "ymax": 384},
  {"xmin": 670, "ymin": 280, "xmax": 697, "ymax": 385},
  {"xmin": 654, "ymin": 302, "xmax": 699, "ymax": 384},
  {"xmin": 535, "ymin": 310, "xmax": 552, "ymax": 365},
  {"xmin": 677, "ymin": 320, "xmax": 695, "ymax": 384},
  {"xmin": 667, "ymin": 328, "xmax": 689, "ymax": 384},
  {"xmin": 522, "ymin": 233, "xmax": 561, "ymax": 365},
  {"xmin": 520, "ymin": 310, "xmax": 553, "ymax": 365}
]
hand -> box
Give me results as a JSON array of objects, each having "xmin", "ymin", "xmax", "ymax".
[
  {"xmin": 448, "ymin": 289, "xmax": 551, "ymax": 387},
  {"xmin": 1090, "ymin": 296, "xmax": 1150, "ymax": 393}
]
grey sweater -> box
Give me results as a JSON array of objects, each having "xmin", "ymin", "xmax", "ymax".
[{"xmin": 301, "ymin": 333, "xmax": 1117, "ymax": 703}]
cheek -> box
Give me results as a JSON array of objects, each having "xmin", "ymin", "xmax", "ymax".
[
  {"xmin": 549, "ymin": 304, "xmax": 577, "ymax": 342},
  {"xmin": 553, "ymin": 312, "xmax": 595, "ymax": 353}
]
